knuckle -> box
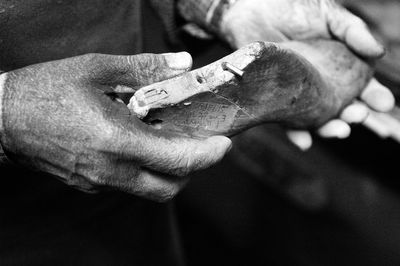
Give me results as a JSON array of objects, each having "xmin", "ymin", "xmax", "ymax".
[
  {"xmin": 128, "ymin": 54, "xmax": 150, "ymax": 69},
  {"xmin": 91, "ymin": 121, "xmax": 124, "ymax": 153},
  {"xmin": 96, "ymin": 123, "xmax": 119, "ymax": 148},
  {"xmin": 128, "ymin": 54, "xmax": 169, "ymax": 83}
]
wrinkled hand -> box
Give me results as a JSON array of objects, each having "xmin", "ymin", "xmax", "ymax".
[
  {"xmin": 220, "ymin": 0, "xmax": 395, "ymax": 149},
  {"xmin": 0, "ymin": 52, "xmax": 231, "ymax": 201}
]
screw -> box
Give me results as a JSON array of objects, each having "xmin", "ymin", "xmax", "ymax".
[{"xmin": 222, "ymin": 62, "xmax": 244, "ymax": 78}]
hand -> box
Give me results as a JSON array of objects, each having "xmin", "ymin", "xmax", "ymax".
[
  {"xmin": 0, "ymin": 52, "xmax": 231, "ymax": 201},
  {"xmin": 219, "ymin": 0, "xmax": 395, "ymax": 149}
]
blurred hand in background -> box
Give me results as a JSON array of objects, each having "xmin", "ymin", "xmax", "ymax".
[{"xmin": 219, "ymin": 0, "xmax": 395, "ymax": 149}]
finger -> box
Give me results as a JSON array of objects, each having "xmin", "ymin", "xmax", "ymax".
[
  {"xmin": 317, "ymin": 119, "xmax": 351, "ymax": 139},
  {"xmin": 360, "ymin": 78, "xmax": 395, "ymax": 112},
  {"xmin": 95, "ymin": 160, "xmax": 188, "ymax": 201},
  {"xmin": 86, "ymin": 52, "xmax": 193, "ymax": 88},
  {"xmin": 326, "ymin": 4, "xmax": 384, "ymax": 58},
  {"xmin": 362, "ymin": 110, "xmax": 393, "ymax": 138},
  {"xmin": 136, "ymin": 134, "xmax": 232, "ymax": 177},
  {"xmin": 133, "ymin": 169, "xmax": 190, "ymax": 202},
  {"xmin": 111, "ymin": 122, "xmax": 232, "ymax": 177},
  {"xmin": 340, "ymin": 101, "xmax": 369, "ymax": 124},
  {"xmin": 286, "ymin": 130, "xmax": 313, "ymax": 151}
]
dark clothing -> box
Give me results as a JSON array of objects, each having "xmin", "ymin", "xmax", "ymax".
[
  {"xmin": 0, "ymin": 166, "xmax": 184, "ymax": 266},
  {"xmin": 0, "ymin": 0, "xmax": 143, "ymax": 71}
]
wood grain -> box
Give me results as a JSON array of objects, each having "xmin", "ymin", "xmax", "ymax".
[{"xmin": 129, "ymin": 39, "xmax": 372, "ymax": 138}]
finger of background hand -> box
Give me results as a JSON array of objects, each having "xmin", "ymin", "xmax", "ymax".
[
  {"xmin": 87, "ymin": 52, "xmax": 193, "ymax": 87},
  {"xmin": 133, "ymin": 169, "xmax": 190, "ymax": 202},
  {"xmin": 317, "ymin": 119, "xmax": 351, "ymax": 139},
  {"xmin": 326, "ymin": 4, "xmax": 384, "ymax": 58},
  {"xmin": 360, "ymin": 78, "xmax": 395, "ymax": 112},
  {"xmin": 340, "ymin": 101, "xmax": 369, "ymax": 124},
  {"xmin": 143, "ymin": 135, "xmax": 232, "ymax": 177},
  {"xmin": 286, "ymin": 130, "xmax": 313, "ymax": 151}
]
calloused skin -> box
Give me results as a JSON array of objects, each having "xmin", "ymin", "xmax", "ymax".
[
  {"xmin": 219, "ymin": 0, "xmax": 395, "ymax": 149},
  {"xmin": 0, "ymin": 52, "xmax": 231, "ymax": 202}
]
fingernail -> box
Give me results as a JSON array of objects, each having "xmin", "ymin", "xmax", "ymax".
[{"xmin": 163, "ymin": 52, "xmax": 192, "ymax": 70}]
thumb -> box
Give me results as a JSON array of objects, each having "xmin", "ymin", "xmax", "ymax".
[
  {"xmin": 326, "ymin": 3, "xmax": 384, "ymax": 58},
  {"xmin": 87, "ymin": 52, "xmax": 193, "ymax": 88},
  {"xmin": 116, "ymin": 126, "xmax": 232, "ymax": 177}
]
